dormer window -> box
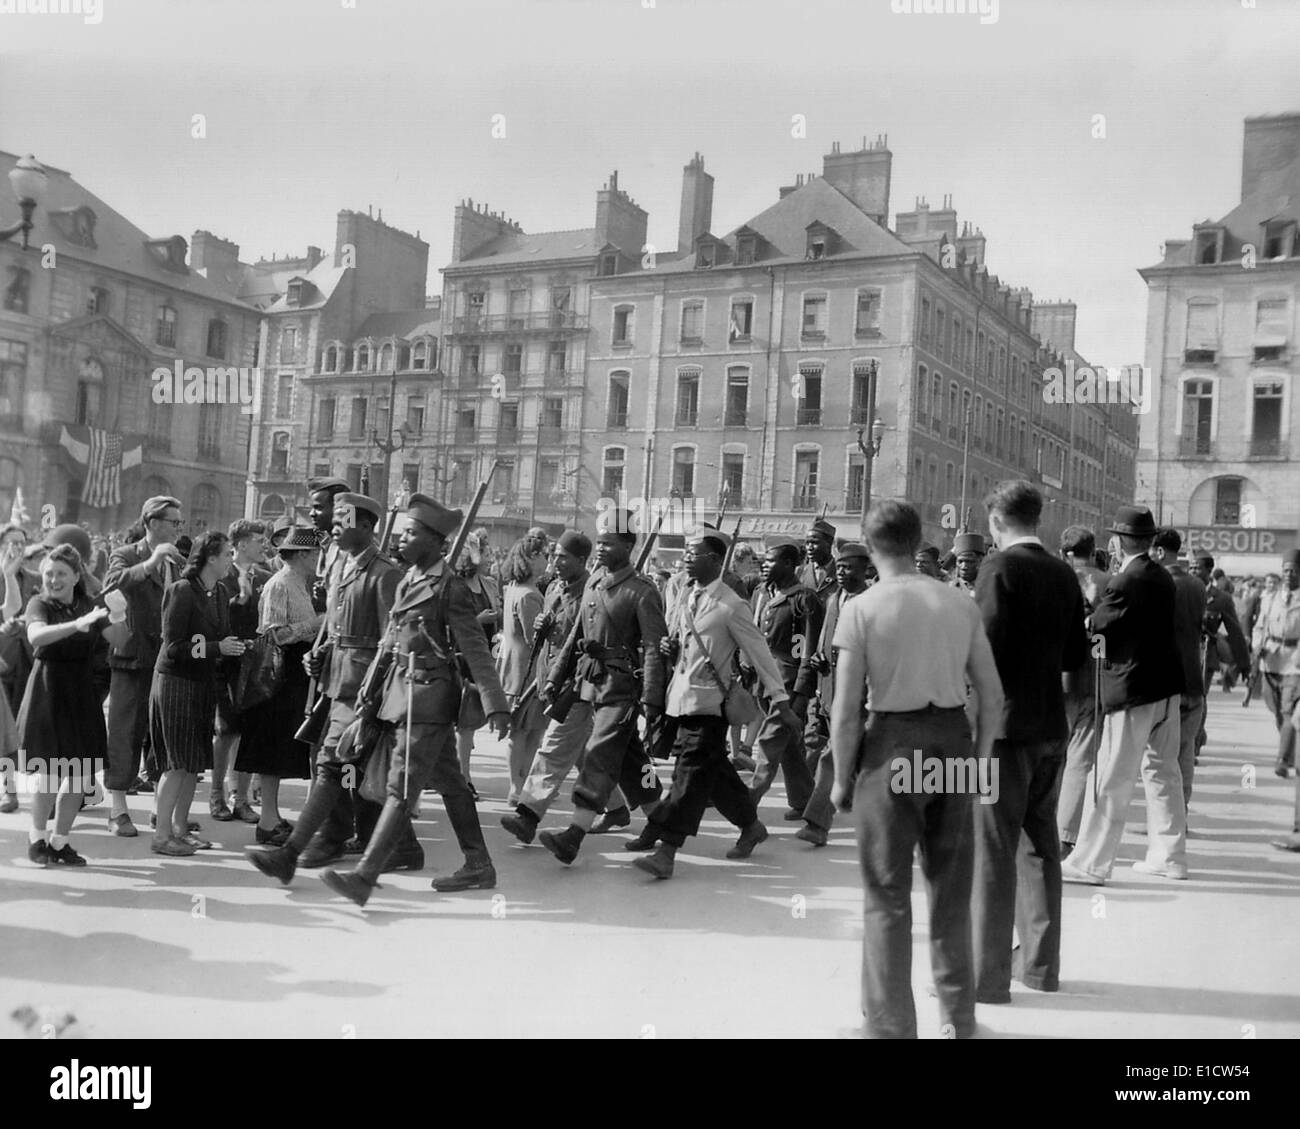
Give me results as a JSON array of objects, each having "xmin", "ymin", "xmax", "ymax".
[
  {"xmin": 599, "ymin": 252, "xmax": 618, "ymax": 277},
  {"xmin": 736, "ymin": 234, "xmax": 757, "ymax": 265},
  {"xmin": 1263, "ymin": 219, "xmax": 1296, "ymax": 260},
  {"xmin": 86, "ymin": 286, "xmax": 109, "ymax": 316},
  {"xmin": 805, "ymin": 221, "xmax": 838, "ymax": 261},
  {"xmin": 287, "ymin": 279, "xmax": 304, "ymax": 306},
  {"xmin": 355, "ymin": 344, "xmax": 370, "ymax": 371},
  {"xmin": 146, "ymin": 236, "xmax": 189, "ymax": 274},
  {"xmin": 1193, "ymin": 225, "xmax": 1224, "ymax": 265},
  {"xmin": 807, "ymin": 238, "xmax": 825, "ymax": 261}
]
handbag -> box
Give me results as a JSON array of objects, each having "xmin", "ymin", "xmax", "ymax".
[
  {"xmin": 684, "ymin": 617, "xmax": 762, "ymax": 727},
  {"xmin": 233, "ymin": 631, "xmax": 286, "ymax": 711}
]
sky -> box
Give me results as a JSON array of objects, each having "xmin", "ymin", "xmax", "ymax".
[{"xmin": 2, "ymin": 0, "xmax": 1298, "ymax": 367}]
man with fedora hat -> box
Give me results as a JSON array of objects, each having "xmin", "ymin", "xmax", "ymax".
[
  {"xmin": 102, "ymin": 495, "xmax": 186, "ymax": 836},
  {"xmin": 246, "ymin": 493, "xmax": 409, "ymax": 885},
  {"xmin": 1062, "ymin": 504, "xmax": 1187, "ymax": 885},
  {"xmin": 320, "ymin": 493, "xmax": 510, "ymax": 905},
  {"xmin": 949, "ymin": 532, "xmax": 985, "ymax": 596}
]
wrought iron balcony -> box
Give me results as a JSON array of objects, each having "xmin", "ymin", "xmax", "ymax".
[
  {"xmin": 448, "ymin": 312, "xmax": 588, "ymax": 335},
  {"xmin": 791, "ymin": 490, "xmax": 819, "ymax": 512},
  {"xmin": 796, "ymin": 407, "xmax": 822, "ymax": 426}
]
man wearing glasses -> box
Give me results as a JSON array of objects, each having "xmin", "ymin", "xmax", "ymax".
[{"xmin": 103, "ymin": 495, "xmax": 186, "ymax": 837}]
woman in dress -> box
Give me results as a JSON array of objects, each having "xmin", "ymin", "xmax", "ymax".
[
  {"xmin": 496, "ymin": 539, "xmax": 545, "ymax": 804},
  {"xmin": 16, "ymin": 544, "xmax": 122, "ymax": 865},
  {"xmin": 150, "ymin": 531, "xmax": 246, "ymax": 857},
  {"xmin": 455, "ymin": 529, "xmax": 501, "ymax": 797},
  {"xmin": 235, "ymin": 527, "xmax": 322, "ymax": 846}
]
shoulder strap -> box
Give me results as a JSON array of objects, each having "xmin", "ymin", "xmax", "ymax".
[{"xmin": 684, "ymin": 609, "xmax": 732, "ymax": 696}]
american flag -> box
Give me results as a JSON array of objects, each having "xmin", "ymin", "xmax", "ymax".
[{"xmin": 59, "ymin": 425, "xmax": 143, "ymax": 509}]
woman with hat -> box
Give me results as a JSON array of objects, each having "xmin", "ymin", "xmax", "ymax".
[
  {"xmin": 496, "ymin": 538, "xmax": 546, "ymax": 804},
  {"xmin": 234, "ymin": 526, "xmax": 323, "ymax": 845},
  {"xmin": 150, "ymin": 531, "xmax": 248, "ymax": 857},
  {"xmin": 16, "ymin": 543, "xmax": 125, "ymax": 865}
]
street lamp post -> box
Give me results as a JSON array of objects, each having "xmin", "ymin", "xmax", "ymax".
[
  {"xmin": 854, "ymin": 359, "xmax": 884, "ymax": 541},
  {"xmin": 1, "ymin": 156, "xmax": 48, "ymax": 249}
]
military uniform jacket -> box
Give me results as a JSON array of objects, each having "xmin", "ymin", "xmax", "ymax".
[
  {"xmin": 798, "ymin": 561, "xmax": 838, "ymax": 607},
  {"xmin": 1253, "ymin": 586, "xmax": 1300, "ymax": 675},
  {"xmin": 549, "ymin": 564, "xmax": 667, "ymax": 709},
  {"xmin": 321, "ymin": 543, "xmax": 401, "ymax": 703},
  {"xmin": 1202, "ymin": 585, "xmax": 1250, "ymax": 672},
  {"xmin": 535, "ymin": 569, "xmax": 588, "ymax": 687},
  {"xmin": 949, "ymin": 576, "xmax": 978, "ymax": 597},
  {"xmin": 374, "ymin": 559, "xmax": 509, "ymax": 726},
  {"xmin": 751, "ymin": 581, "xmax": 824, "ymax": 698}
]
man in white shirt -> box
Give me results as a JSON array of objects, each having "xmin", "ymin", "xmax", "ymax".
[
  {"xmin": 629, "ymin": 530, "xmax": 798, "ymax": 879},
  {"xmin": 830, "ymin": 500, "xmax": 1004, "ymax": 1039}
]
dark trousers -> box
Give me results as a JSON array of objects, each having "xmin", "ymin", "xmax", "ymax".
[
  {"xmin": 971, "ymin": 738, "xmax": 1066, "ymax": 1001},
  {"xmin": 649, "ymin": 715, "xmax": 757, "ymax": 846},
  {"xmin": 750, "ymin": 693, "xmax": 815, "ymax": 812},
  {"xmin": 852, "ymin": 707, "xmax": 976, "ymax": 1039},
  {"xmin": 388, "ymin": 721, "xmax": 486, "ymax": 857},
  {"xmin": 105, "ymin": 667, "xmax": 152, "ymax": 791},
  {"xmin": 290, "ymin": 762, "xmax": 402, "ymax": 855},
  {"xmin": 571, "ymin": 700, "xmax": 662, "ymax": 815}
]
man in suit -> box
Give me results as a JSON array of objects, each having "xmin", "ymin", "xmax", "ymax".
[
  {"xmin": 320, "ymin": 494, "xmax": 510, "ymax": 906},
  {"xmin": 537, "ymin": 512, "xmax": 667, "ymax": 866},
  {"xmin": 249, "ymin": 494, "xmax": 408, "ymax": 885},
  {"xmin": 1150, "ymin": 530, "xmax": 1212, "ymax": 815},
  {"xmin": 1062, "ymin": 505, "xmax": 1187, "ymax": 885},
  {"xmin": 799, "ymin": 518, "xmax": 839, "ymax": 607},
  {"xmin": 747, "ymin": 540, "xmax": 822, "ymax": 819},
  {"xmin": 630, "ymin": 529, "xmax": 797, "ymax": 878},
  {"xmin": 1057, "ymin": 527, "xmax": 1110, "ymax": 850},
  {"xmin": 798, "ymin": 542, "xmax": 872, "ymax": 846},
  {"xmin": 103, "ymin": 495, "xmax": 186, "ymax": 837},
  {"xmin": 970, "ymin": 482, "xmax": 1088, "ymax": 1003}
]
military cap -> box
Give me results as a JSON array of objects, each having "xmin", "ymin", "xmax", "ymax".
[
  {"xmin": 1191, "ymin": 549, "xmax": 1215, "ymax": 565},
  {"xmin": 278, "ymin": 526, "xmax": 322, "ymax": 552},
  {"xmin": 690, "ymin": 526, "xmax": 731, "ymax": 556},
  {"xmin": 407, "ymin": 493, "xmax": 463, "ymax": 537},
  {"xmin": 767, "ymin": 536, "xmax": 802, "ymax": 551},
  {"xmin": 953, "ymin": 532, "xmax": 986, "ymax": 557},
  {"xmin": 835, "ymin": 541, "xmax": 871, "ymax": 561},
  {"xmin": 595, "ymin": 509, "xmax": 637, "ymax": 544},
  {"xmin": 915, "ymin": 542, "xmax": 940, "ymax": 561},
  {"xmin": 307, "ymin": 476, "xmax": 350, "ymax": 496},
  {"xmin": 1283, "ymin": 549, "xmax": 1300, "ymax": 570},
  {"xmin": 809, "ymin": 518, "xmax": 837, "ymax": 540},
  {"xmin": 558, "ymin": 530, "xmax": 592, "ymax": 559},
  {"xmin": 334, "ymin": 492, "xmax": 383, "ymax": 523}
]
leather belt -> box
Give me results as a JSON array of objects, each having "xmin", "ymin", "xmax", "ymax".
[{"xmin": 331, "ymin": 634, "xmax": 380, "ymax": 648}]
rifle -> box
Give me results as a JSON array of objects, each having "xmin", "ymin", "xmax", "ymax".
[
  {"xmin": 379, "ymin": 503, "xmax": 400, "ymax": 556},
  {"xmin": 446, "ymin": 460, "xmax": 499, "ymax": 573},
  {"xmin": 716, "ymin": 495, "xmax": 729, "ymax": 528},
  {"xmin": 722, "ymin": 516, "xmax": 742, "ymax": 574},
  {"xmin": 634, "ymin": 504, "xmax": 668, "ymax": 573}
]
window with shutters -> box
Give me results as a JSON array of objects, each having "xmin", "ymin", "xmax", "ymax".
[{"xmin": 1185, "ymin": 301, "xmax": 1219, "ymax": 364}]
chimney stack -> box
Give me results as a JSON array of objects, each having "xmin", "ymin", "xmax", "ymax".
[
  {"xmin": 821, "ymin": 133, "xmax": 892, "ymax": 225},
  {"xmin": 596, "ymin": 170, "xmax": 648, "ymax": 257},
  {"xmin": 678, "ymin": 152, "xmax": 714, "ymax": 254},
  {"xmin": 1031, "ymin": 300, "xmax": 1078, "ymax": 355},
  {"xmin": 1241, "ymin": 112, "xmax": 1300, "ymax": 201},
  {"xmin": 189, "ymin": 230, "xmax": 240, "ymax": 274}
]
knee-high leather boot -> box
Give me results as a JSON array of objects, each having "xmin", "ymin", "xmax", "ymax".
[{"xmin": 320, "ymin": 796, "xmax": 408, "ymax": 907}]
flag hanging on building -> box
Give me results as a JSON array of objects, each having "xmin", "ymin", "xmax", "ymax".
[{"xmin": 59, "ymin": 425, "xmax": 144, "ymax": 509}]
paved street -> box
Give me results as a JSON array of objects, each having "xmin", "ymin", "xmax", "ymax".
[{"xmin": 2, "ymin": 689, "xmax": 1297, "ymax": 1039}]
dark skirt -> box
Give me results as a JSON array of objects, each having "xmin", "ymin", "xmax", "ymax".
[
  {"xmin": 149, "ymin": 670, "xmax": 217, "ymax": 775},
  {"xmin": 235, "ymin": 641, "xmax": 312, "ymax": 779},
  {"xmin": 17, "ymin": 654, "xmax": 108, "ymax": 766}
]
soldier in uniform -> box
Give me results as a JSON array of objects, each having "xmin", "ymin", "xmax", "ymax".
[
  {"xmin": 747, "ymin": 540, "xmax": 822, "ymax": 819},
  {"xmin": 914, "ymin": 542, "xmax": 943, "ymax": 579},
  {"xmin": 536, "ymin": 513, "xmax": 666, "ymax": 866},
  {"xmin": 799, "ymin": 518, "xmax": 839, "ymax": 606},
  {"xmin": 949, "ymin": 532, "xmax": 986, "ymax": 595},
  {"xmin": 306, "ymin": 477, "xmax": 350, "ymax": 612},
  {"xmin": 1257, "ymin": 549, "xmax": 1300, "ymax": 789},
  {"xmin": 319, "ymin": 494, "xmax": 511, "ymax": 905},
  {"xmin": 245, "ymin": 494, "xmax": 407, "ymax": 885},
  {"xmin": 799, "ymin": 542, "xmax": 872, "ymax": 846}
]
